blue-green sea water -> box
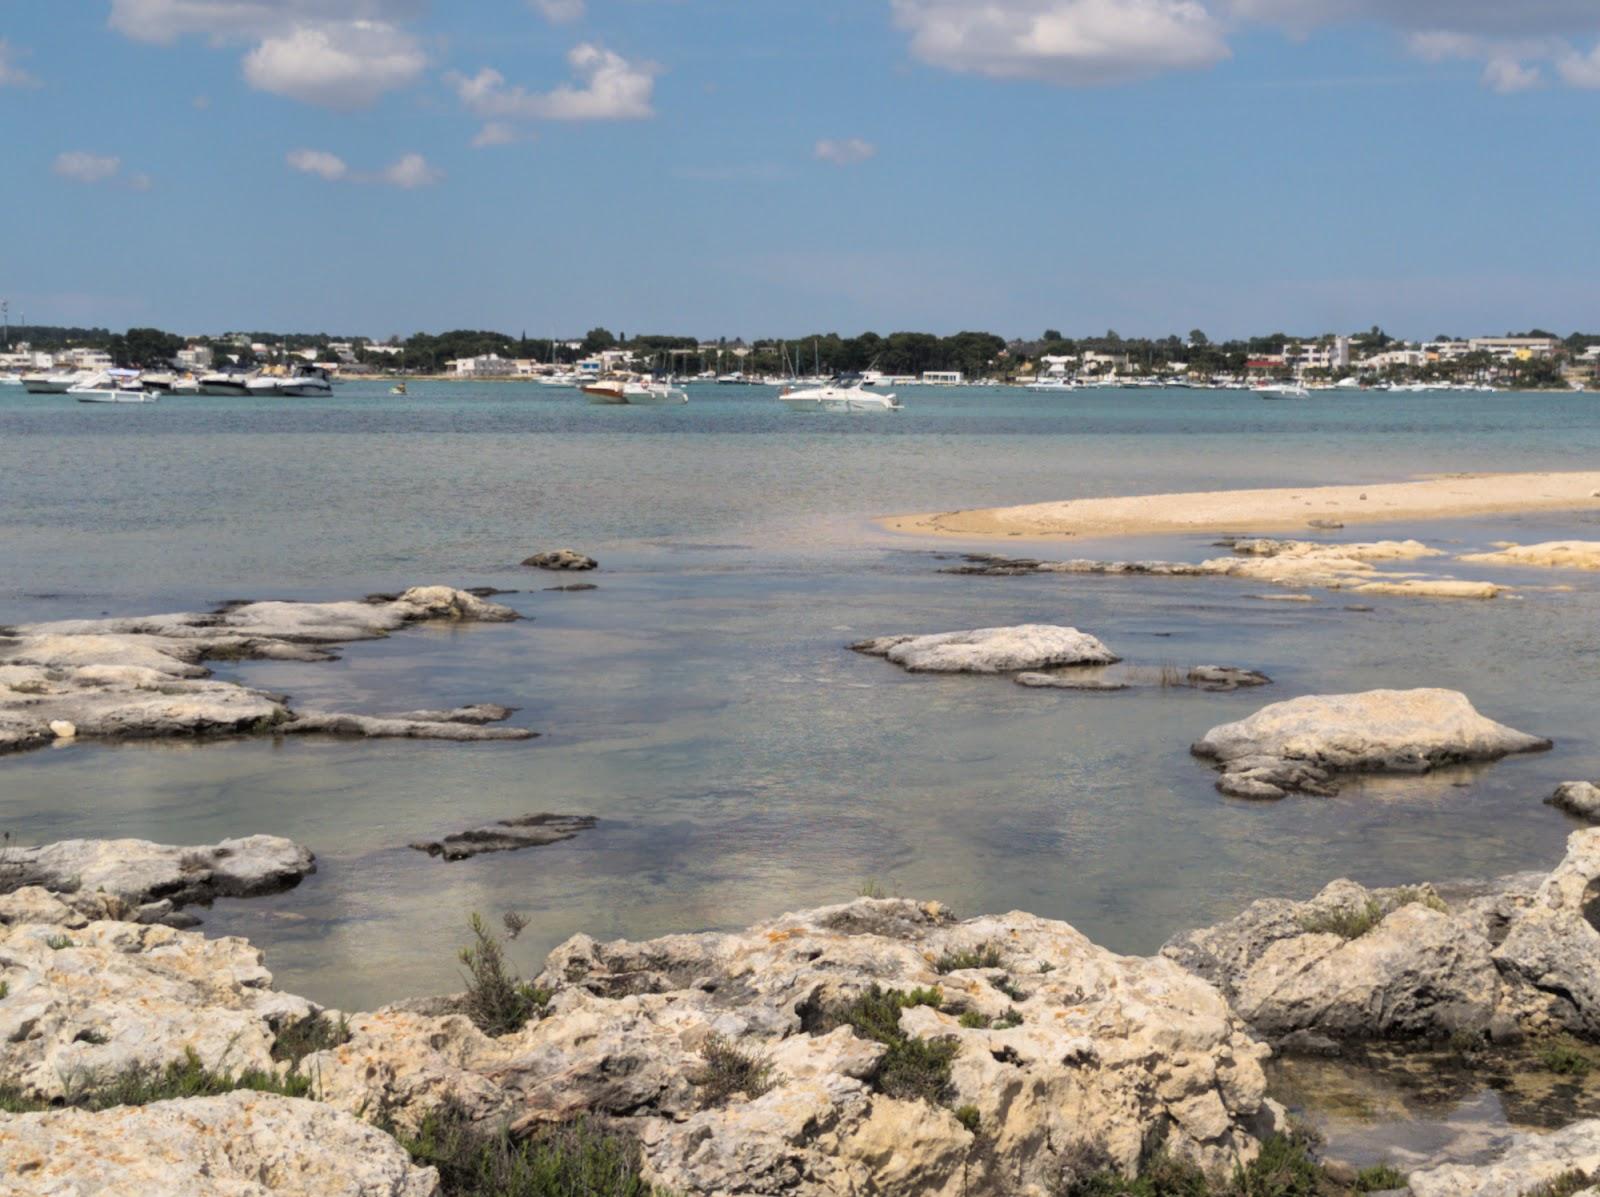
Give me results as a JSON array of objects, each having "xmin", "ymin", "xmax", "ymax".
[{"xmin": 2, "ymin": 381, "xmax": 1599, "ymax": 1009}]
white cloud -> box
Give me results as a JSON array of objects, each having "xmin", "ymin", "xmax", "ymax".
[
  {"xmin": 814, "ymin": 138, "xmax": 877, "ymax": 166},
  {"xmin": 0, "ymin": 39, "xmax": 40, "ymax": 88},
  {"xmin": 890, "ymin": 0, "xmax": 1230, "ymax": 85},
  {"xmin": 107, "ymin": 1, "xmax": 426, "ymax": 109},
  {"xmin": 451, "ymin": 44, "xmax": 658, "ymax": 122},
  {"xmin": 529, "ymin": 0, "xmax": 585, "ymax": 24},
  {"xmin": 380, "ymin": 151, "xmax": 442, "ymax": 188},
  {"xmin": 128, "ymin": 172, "xmax": 155, "ymax": 191},
  {"xmin": 286, "ymin": 147, "xmax": 350, "ymax": 180},
  {"xmin": 470, "ymin": 121, "xmax": 520, "ymax": 148},
  {"xmin": 1482, "ymin": 57, "xmax": 1543, "ymax": 93},
  {"xmin": 286, "ymin": 147, "xmax": 441, "ymax": 187},
  {"xmin": 53, "ymin": 152, "xmax": 123, "ymax": 184},
  {"xmin": 1558, "ymin": 42, "xmax": 1600, "ymax": 87}
]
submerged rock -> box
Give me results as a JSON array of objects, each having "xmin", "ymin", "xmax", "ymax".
[
  {"xmin": 0, "ymin": 834, "xmax": 314, "ymax": 921},
  {"xmin": 1014, "ymin": 672, "xmax": 1128, "ymax": 690},
  {"xmin": 1459, "ymin": 540, "xmax": 1600, "ymax": 571},
  {"xmin": 1012, "ymin": 665, "xmax": 1270, "ymax": 693},
  {"xmin": 1406, "ymin": 1118, "xmax": 1600, "ymax": 1197},
  {"xmin": 523, "ymin": 549, "xmax": 598, "ymax": 571},
  {"xmin": 410, "ymin": 814, "xmax": 598, "ymax": 860},
  {"xmin": 1191, "ymin": 689, "xmax": 1550, "ymax": 799},
  {"xmin": 0, "ymin": 1093, "xmax": 440, "ymax": 1196},
  {"xmin": 0, "ymin": 586, "xmax": 529, "ymax": 756},
  {"xmin": 852, "ymin": 625, "xmax": 1120, "ymax": 673},
  {"xmin": 1164, "ymin": 830, "xmax": 1600, "ymax": 1047},
  {"xmin": 306, "ymin": 898, "xmax": 1276, "ymax": 1189},
  {"xmin": 1552, "ymin": 782, "xmax": 1600, "ymax": 821}
]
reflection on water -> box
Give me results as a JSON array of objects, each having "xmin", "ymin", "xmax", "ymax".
[{"xmin": 2, "ymin": 383, "xmax": 1600, "ymax": 1008}]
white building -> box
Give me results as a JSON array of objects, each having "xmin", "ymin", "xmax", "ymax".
[
  {"xmin": 1469, "ymin": 336, "xmax": 1561, "ymax": 360},
  {"xmin": 450, "ymin": 353, "xmax": 518, "ymax": 377},
  {"xmin": 922, "ymin": 370, "xmax": 963, "ymax": 385},
  {"xmin": 1286, "ymin": 335, "xmax": 1351, "ymax": 372},
  {"xmin": 176, "ymin": 344, "xmax": 214, "ymax": 370}
]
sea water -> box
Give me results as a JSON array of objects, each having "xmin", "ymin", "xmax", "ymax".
[{"xmin": 1, "ymin": 381, "xmax": 1598, "ymax": 1010}]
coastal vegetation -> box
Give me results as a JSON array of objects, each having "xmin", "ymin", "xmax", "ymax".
[
  {"xmin": 459, "ymin": 913, "xmax": 552, "ymax": 1037},
  {"xmin": 0, "ymin": 1046, "xmax": 314, "ymax": 1114},
  {"xmin": 1062, "ymin": 1134, "xmax": 1409, "ymax": 1197}
]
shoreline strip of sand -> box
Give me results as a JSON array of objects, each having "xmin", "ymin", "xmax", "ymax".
[{"xmin": 881, "ymin": 471, "xmax": 1600, "ymax": 541}]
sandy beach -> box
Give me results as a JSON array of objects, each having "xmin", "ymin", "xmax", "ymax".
[{"xmin": 882, "ymin": 470, "xmax": 1600, "ymax": 541}]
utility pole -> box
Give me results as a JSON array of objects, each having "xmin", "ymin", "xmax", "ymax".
[{"xmin": 2, "ymin": 300, "xmax": 8, "ymax": 348}]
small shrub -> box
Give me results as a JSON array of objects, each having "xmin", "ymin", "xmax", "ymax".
[
  {"xmin": 0, "ymin": 980, "xmax": 8, "ymax": 1000},
  {"xmin": 954, "ymin": 1103, "xmax": 981, "ymax": 1133},
  {"xmin": 992, "ymin": 975, "xmax": 1026, "ymax": 1002},
  {"xmin": 958, "ymin": 1011, "xmax": 992, "ymax": 1029},
  {"xmin": 689, "ymin": 1034, "xmax": 774, "ymax": 1105},
  {"xmin": 459, "ymin": 913, "xmax": 551, "ymax": 1037},
  {"xmin": 73, "ymin": 1029, "xmax": 110, "ymax": 1046},
  {"xmin": 271, "ymin": 1013, "xmax": 351, "ymax": 1069},
  {"xmin": 1355, "ymin": 1163, "xmax": 1408, "ymax": 1191},
  {"xmin": 877, "ymin": 1034, "xmax": 959, "ymax": 1103},
  {"xmin": 8, "ymin": 680, "xmax": 47, "ymax": 695},
  {"xmin": 403, "ymin": 1099, "xmax": 666, "ymax": 1197},
  {"xmin": 1389, "ymin": 886, "xmax": 1449, "ymax": 915},
  {"xmin": 1297, "ymin": 900, "xmax": 1383, "ymax": 940},
  {"xmin": 994, "ymin": 1009, "xmax": 1025, "ymax": 1030},
  {"xmin": 502, "ymin": 911, "xmax": 530, "ymax": 941},
  {"xmin": 1230, "ymin": 1134, "xmax": 1323, "ymax": 1197},
  {"xmin": 1537, "ymin": 1039, "xmax": 1592, "ymax": 1078},
  {"xmin": 1058, "ymin": 1150, "xmax": 1209, "ymax": 1197},
  {"xmin": 1519, "ymin": 1172, "xmax": 1594, "ymax": 1197},
  {"xmin": 1039, "ymin": 962, "xmax": 1057, "ymax": 974},
  {"xmin": 857, "ymin": 879, "xmax": 888, "ymax": 900},
  {"xmin": 45, "ymin": 934, "xmax": 74, "ymax": 951},
  {"xmin": 935, "ymin": 943, "xmax": 1005, "ymax": 973},
  {"xmin": 0, "ymin": 1047, "xmax": 315, "ymax": 1114}
]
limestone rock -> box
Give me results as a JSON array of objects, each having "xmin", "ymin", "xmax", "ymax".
[
  {"xmin": 523, "ymin": 549, "xmax": 598, "ymax": 571},
  {"xmin": 0, "ymin": 913, "xmax": 314, "ymax": 1100},
  {"xmin": 852, "ymin": 625, "xmax": 1119, "ymax": 673},
  {"xmin": 0, "ymin": 587, "xmax": 527, "ymax": 756},
  {"xmin": 1407, "ymin": 1118, "xmax": 1600, "ymax": 1197},
  {"xmin": 0, "ymin": 834, "xmax": 314, "ymax": 912},
  {"xmin": 307, "ymin": 898, "xmax": 1273, "ymax": 1189},
  {"xmin": 1551, "ymin": 782, "xmax": 1600, "ymax": 821},
  {"xmin": 1459, "ymin": 541, "xmax": 1600, "ymax": 571},
  {"xmin": 0, "ymin": 1093, "xmax": 440, "ymax": 1196},
  {"xmin": 410, "ymin": 814, "xmax": 598, "ymax": 860},
  {"xmin": 1191, "ymin": 689, "xmax": 1550, "ymax": 799}
]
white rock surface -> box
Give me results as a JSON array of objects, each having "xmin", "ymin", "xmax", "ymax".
[
  {"xmin": 1551, "ymin": 782, "xmax": 1600, "ymax": 821},
  {"xmin": 852, "ymin": 625, "xmax": 1119, "ymax": 673},
  {"xmin": 0, "ymin": 587, "xmax": 530, "ymax": 755},
  {"xmin": 1191, "ymin": 689, "xmax": 1550, "ymax": 799},
  {"xmin": 1460, "ymin": 540, "xmax": 1600, "ymax": 571},
  {"xmin": 0, "ymin": 1093, "xmax": 440, "ymax": 1196},
  {"xmin": 1407, "ymin": 1118, "xmax": 1600, "ymax": 1197}
]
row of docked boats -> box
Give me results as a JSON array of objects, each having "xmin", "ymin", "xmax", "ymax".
[
  {"xmin": 6, "ymin": 365, "xmax": 334, "ymax": 401},
  {"xmin": 574, "ymin": 372, "xmax": 903, "ymax": 412}
]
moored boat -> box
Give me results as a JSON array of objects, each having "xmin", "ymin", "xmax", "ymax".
[
  {"xmin": 70, "ymin": 370, "xmax": 156, "ymax": 403},
  {"xmin": 778, "ymin": 377, "xmax": 902, "ymax": 413},
  {"xmin": 197, "ymin": 370, "xmax": 254, "ymax": 396},
  {"xmin": 582, "ymin": 376, "xmax": 688, "ymax": 405}
]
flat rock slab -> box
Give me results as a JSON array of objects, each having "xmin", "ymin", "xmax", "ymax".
[
  {"xmin": 1016, "ymin": 665, "xmax": 1271, "ymax": 693},
  {"xmin": 1, "ymin": 834, "xmax": 314, "ymax": 922},
  {"xmin": 0, "ymin": 1093, "xmax": 440, "ymax": 1197},
  {"xmin": 852, "ymin": 624, "xmax": 1119, "ymax": 673},
  {"xmin": 1191, "ymin": 688, "xmax": 1550, "ymax": 799},
  {"xmin": 410, "ymin": 814, "xmax": 598, "ymax": 860},
  {"xmin": 1551, "ymin": 781, "xmax": 1600, "ymax": 821},
  {"xmin": 1460, "ymin": 540, "xmax": 1600, "ymax": 571},
  {"xmin": 1407, "ymin": 1118, "xmax": 1600, "ymax": 1197},
  {"xmin": 523, "ymin": 549, "xmax": 598, "ymax": 571},
  {"xmin": 0, "ymin": 586, "xmax": 531, "ymax": 757}
]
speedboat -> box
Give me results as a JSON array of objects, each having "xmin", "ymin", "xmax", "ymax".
[
  {"xmin": 1026, "ymin": 377, "xmax": 1078, "ymax": 392},
  {"xmin": 583, "ymin": 377, "xmax": 688, "ymax": 405},
  {"xmin": 22, "ymin": 371, "xmax": 86, "ymax": 394},
  {"xmin": 778, "ymin": 377, "xmax": 902, "ymax": 413},
  {"xmin": 246, "ymin": 365, "xmax": 334, "ymax": 398},
  {"xmin": 70, "ymin": 370, "xmax": 156, "ymax": 403},
  {"xmin": 390, "ymin": 382, "xmax": 408, "ymax": 396},
  {"xmin": 0, "ymin": 372, "xmax": 21, "ymax": 387},
  {"xmin": 1254, "ymin": 382, "xmax": 1310, "ymax": 400},
  {"xmin": 172, "ymin": 375, "xmax": 201, "ymax": 395},
  {"xmin": 139, "ymin": 372, "xmax": 178, "ymax": 393},
  {"xmin": 198, "ymin": 370, "xmax": 254, "ymax": 396}
]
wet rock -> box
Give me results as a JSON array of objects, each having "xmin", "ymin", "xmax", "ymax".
[
  {"xmin": 1459, "ymin": 541, "xmax": 1600, "ymax": 571},
  {"xmin": 281, "ymin": 710, "xmax": 534, "ymax": 742},
  {"xmin": 307, "ymin": 898, "xmax": 1276, "ymax": 1187},
  {"xmin": 1014, "ymin": 672, "xmax": 1128, "ymax": 691},
  {"xmin": 0, "ymin": 900, "xmax": 315, "ymax": 1100},
  {"xmin": 0, "ymin": 587, "xmax": 528, "ymax": 756},
  {"xmin": 1187, "ymin": 666, "xmax": 1273, "ymax": 692},
  {"xmin": 1191, "ymin": 689, "xmax": 1550, "ymax": 799},
  {"xmin": 1012, "ymin": 665, "xmax": 1270, "ymax": 693},
  {"xmin": 410, "ymin": 814, "xmax": 598, "ymax": 860},
  {"xmin": 1165, "ymin": 830, "xmax": 1600, "ymax": 1047},
  {"xmin": 1407, "ymin": 1118, "xmax": 1600, "ymax": 1197},
  {"xmin": 0, "ymin": 834, "xmax": 314, "ymax": 912},
  {"xmin": 0, "ymin": 1093, "xmax": 441, "ymax": 1196},
  {"xmin": 523, "ymin": 549, "xmax": 598, "ymax": 571},
  {"xmin": 1551, "ymin": 782, "xmax": 1600, "ymax": 821},
  {"xmin": 545, "ymin": 583, "xmax": 599, "ymax": 592},
  {"xmin": 851, "ymin": 625, "xmax": 1120, "ymax": 673}
]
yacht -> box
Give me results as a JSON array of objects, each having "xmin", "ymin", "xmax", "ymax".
[
  {"xmin": 139, "ymin": 371, "xmax": 178, "ymax": 393},
  {"xmin": 778, "ymin": 377, "xmax": 902, "ymax": 413},
  {"xmin": 197, "ymin": 370, "xmax": 254, "ymax": 396},
  {"xmin": 1253, "ymin": 381, "xmax": 1310, "ymax": 400},
  {"xmin": 1026, "ymin": 377, "xmax": 1078, "ymax": 392},
  {"xmin": 582, "ymin": 377, "xmax": 688, "ymax": 406},
  {"xmin": 172, "ymin": 376, "xmax": 201, "ymax": 395},
  {"xmin": 715, "ymin": 371, "xmax": 755, "ymax": 386},
  {"xmin": 245, "ymin": 365, "xmax": 334, "ymax": 398},
  {"xmin": 22, "ymin": 371, "xmax": 86, "ymax": 394},
  {"xmin": 70, "ymin": 370, "xmax": 156, "ymax": 403}
]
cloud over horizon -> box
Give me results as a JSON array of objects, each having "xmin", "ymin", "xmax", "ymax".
[
  {"xmin": 814, "ymin": 138, "xmax": 877, "ymax": 166},
  {"xmin": 450, "ymin": 43, "xmax": 659, "ymax": 125},
  {"xmin": 286, "ymin": 147, "xmax": 442, "ymax": 187},
  {"xmin": 0, "ymin": 39, "xmax": 40, "ymax": 88}
]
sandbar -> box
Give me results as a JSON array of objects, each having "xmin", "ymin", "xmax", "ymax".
[{"xmin": 882, "ymin": 471, "xmax": 1600, "ymax": 541}]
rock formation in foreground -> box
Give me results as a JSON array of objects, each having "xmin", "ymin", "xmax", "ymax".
[
  {"xmin": 0, "ymin": 586, "xmax": 532, "ymax": 756},
  {"xmin": 1552, "ymin": 781, "xmax": 1600, "ymax": 821},
  {"xmin": 851, "ymin": 624, "xmax": 1120, "ymax": 673},
  {"xmin": 1459, "ymin": 540, "xmax": 1600, "ymax": 571},
  {"xmin": 1190, "ymin": 688, "xmax": 1550, "ymax": 799},
  {"xmin": 1406, "ymin": 1118, "xmax": 1600, "ymax": 1197},
  {"xmin": 1163, "ymin": 828, "xmax": 1600, "ymax": 1049},
  {"xmin": 946, "ymin": 539, "xmax": 1505, "ymax": 600}
]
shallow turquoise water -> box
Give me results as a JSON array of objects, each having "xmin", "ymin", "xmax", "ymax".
[{"xmin": 2, "ymin": 381, "xmax": 1598, "ymax": 1008}]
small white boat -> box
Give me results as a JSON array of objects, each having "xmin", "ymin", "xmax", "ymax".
[
  {"xmin": 779, "ymin": 378, "xmax": 902, "ymax": 413},
  {"xmin": 1026, "ymin": 377, "xmax": 1078, "ymax": 392},
  {"xmin": 198, "ymin": 370, "xmax": 254, "ymax": 396},
  {"xmin": 172, "ymin": 376, "xmax": 201, "ymax": 395},
  {"xmin": 0, "ymin": 372, "xmax": 21, "ymax": 387},
  {"xmin": 1253, "ymin": 381, "xmax": 1310, "ymax": 400},
  {"xmin": 22, "ymin": 371, "xmax": 86, "ymax": 394},
  {"xmin": 70, "ymin": 370, "xmax": 156, "ymax": 403},
  {"xmin": 583, "ymin": 377, "xmax": 688, "ymax": 405},
  {"xmin": 390, "ymin": 382, "xmax": 408, "ymax": 396}
]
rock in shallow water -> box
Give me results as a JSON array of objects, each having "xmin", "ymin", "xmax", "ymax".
[
  {"xmin": 1190, "ymin": 688, "xmax": 1550, "ymax": 799},
  {"xmin": 851, "ymin": 624, "xmax": 1119, "ymax": 673},
  {"xmin": 0, "ymin": 1093, "xmax": 440, "ymax": 1197},
  {"xmin": 409, "ymin": 814, "xmax": 598, "ymax": 860},
  {"xmin": 1551, "ymin": 781, "xmax": 1600, "ymax": 821},
  {"xmin": 523, "ymin": 548, "xmax": 598, "ymax": 571}
]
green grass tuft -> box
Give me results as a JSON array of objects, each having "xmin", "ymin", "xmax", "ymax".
[
  {"xmin": 271, "ymin": 1013, "xmax": 352, "ymax": 1069},
  {"xmin": 1297, "ymin": 900, "xmax": 1384, "ymax": 940},
  {"xmin": 1518, "ymin": 1172, "xmax": 1595, "ymax": 1197},
  {"xmin": 0, "ymin": 1046, "xmax": 312, "ymax": 1114},
  {"xmin": 688, "ymin": 1034, "xmax": 774, "ymax": 1106},
  {"xmin": 934, "ymin": 943, "xmax": 1005, "ymax": 973},
  {"xmin": 812, "ymin": 985, "xmax": 959, "ymax": 1104},
  {"xmin": 1537, "ymin": 1038, "xmax": 1592, "ymax": 1077},
  {"xmin": 954, "ymin": 1104, "xmax": 981, "ymax": 1133},
  {"xmin": 1355, "ymin": 1163, "xmax": 1407, "ymax": 1191}
]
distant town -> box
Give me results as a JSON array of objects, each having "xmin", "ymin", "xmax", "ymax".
[{"xmin": 3, "ymin": 322, "xmax": 1597, "ymax": 391}]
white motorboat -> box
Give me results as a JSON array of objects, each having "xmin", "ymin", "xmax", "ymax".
[
  {"xmin": 536, "ymin": 372, "xmax": 583, "ymax": 388},
  {"xmin": 0, "ymin": 372, "xmax": 21, "ymax": 387},
  {"xmin": 1254, "ymin": 381, "xmax": 1310, "ymax": 400},
  {"xmin": 1026, "ymin": 377, "xmax": 1078, "ymax": 392},
  {"xmin": 139, "ymin": 371, "xmax": 178, "ymax": 393},
  {"xmin": 172, "ymin": 376, "xmax": 201, "ymax": 395},
  {"xmin": 22, "ymin": 371, "xmax": 86, "ymax": 394},
  {"xmin": 70, "ymin": 370, "xmax": 156, "ymax": 403},
  {"xmin": 198, "ymin": 370, "xmax": 254, "ymax": 396},
  {"xmin": 582, "ymin": 377, "xmax": 688, "ymax": 405},
  {"xmin": 246, "ymin": 365, "xmax": 334, "ymax": 398},
  {"xmin": 778, "ymin": 378, "xmax": 902, "ymax": 413}
]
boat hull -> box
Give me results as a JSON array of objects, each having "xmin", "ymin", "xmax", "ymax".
[
  {"xmin": 75, "ymin": 392, "xmax": 157, "ymax": 404},
  {"xmin": 22, "ymin": 379, "xmax": 73, "ymax": 394},
  {"xmin": 198, "ymin": 382, "xmax": 250, "ymax": 396}
]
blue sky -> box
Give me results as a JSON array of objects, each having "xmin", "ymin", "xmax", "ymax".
[{"xmin": 6, "ymin": 1, "xmax": 1600, "ymax": 340}]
